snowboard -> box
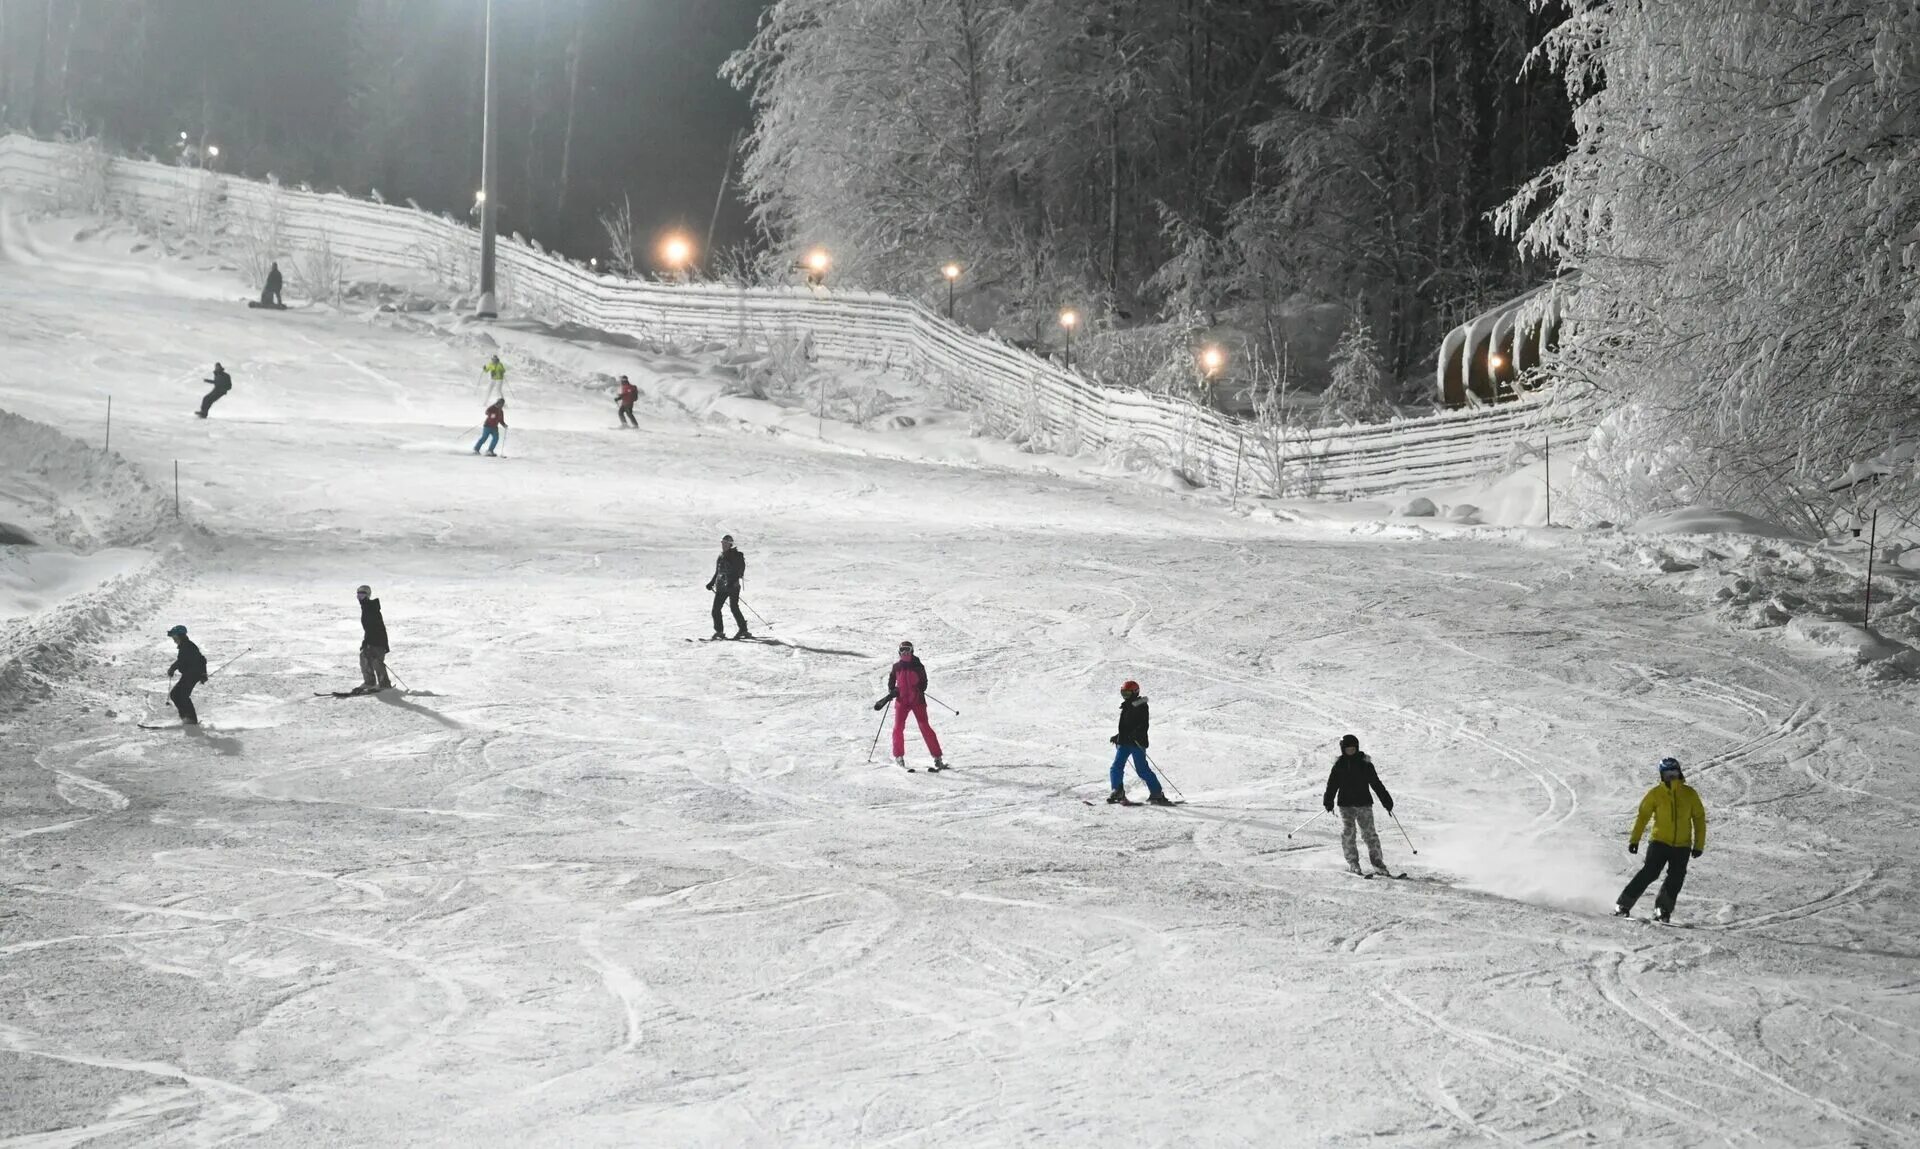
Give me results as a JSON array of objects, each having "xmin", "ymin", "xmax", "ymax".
[
  {"xmin": 316, "ymin": 688, "xmax": 386, "ymax": 697},
  {"xmin": 247, "ymin": 301, "xmax": 288, "ymax": 310},
  {"xmin": 138, "ymin": 721, "xmax": 209, "ymax": 731}
]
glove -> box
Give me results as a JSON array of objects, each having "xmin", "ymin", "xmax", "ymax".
[
  {"xmin": 705, "ymin": 580, "xmax": 714, "ymax": 592},
  {"xmin": 1690, "ymin": 849, "xmax": 1702, "ymax": 859},
  {"xmin": 872, "ymin": 698, "xmax": 888, "ymax": 711},
  {"xmin": 1628, "ymin": 842, "xmax": 1639, "ymax": 855},
  {"xmin": 1383, "ymin": 801, "xmax": 1394, "ymax": 815},
  {"xmin": 1323, "ymin": 801, "xmax": 1334, "ymax": 813},
  {"xmin": 169, "ymin": 669, "xmax": 178, "ymax": 679},
  {"xmin": 1109, "ymin": 735, "xmax": 1118, "ymax": 745},
  {"xmin": 199, "ymin": 675, "xmax": 209, "ymax": 685}
]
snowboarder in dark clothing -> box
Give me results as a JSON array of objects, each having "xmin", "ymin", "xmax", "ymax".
[
  {"xmin": 1108, "ymin": 680, "xmax": 1169, "ymax": 805},
  {"xmin": 259, "ymin": 262, "xmax": 283, "ymax": 308},
  {"xmin": 197, "ymin": 363, "xmax": 232, "ymax": 418},
  {"xmin": 616, "ymin": 376, "xmax": 639, "ymax": 428},
  {"xmin": 354, "ymin": 584, "xmax": 392, "ymax": 693},
  {"xmin": 1324, "ymin": 734, "xmax": 1395, "ymax": 875},
  {"xmin": 874, "ymin": 640, "xmax": 944, "ymax": 770},
  {"xmin": 705, "ymin": 534, "xmax": 749, "ymax": 638},
  {"xmin": 1615, "ymin": 757, "xmax": 1707, "ymax": 922},
  {"xmin": 166, "ymin": 624, "xmax": 208, "ymax": 725}
]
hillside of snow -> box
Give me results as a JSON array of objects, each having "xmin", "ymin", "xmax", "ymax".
[{"xmin": 3, "ymin": 206, "xmax": 1919, "ymax": 1145}]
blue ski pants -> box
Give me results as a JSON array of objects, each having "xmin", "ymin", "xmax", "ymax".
[
  {"xmin": 474, "ymin": 426, "xmax": 501, "ymax": 453},
  {"xmin": 1110, "ymin": 744, "xmax": 1161, "ymax": 792}
]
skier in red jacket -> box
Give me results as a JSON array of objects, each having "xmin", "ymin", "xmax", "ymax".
[
  {"xmin": 474, "ymin": 399, "xmax": 506, "ymax": 456},
  {"xmin": 615, "ymin": 376, "xmax": 639, "ymax": 428}
]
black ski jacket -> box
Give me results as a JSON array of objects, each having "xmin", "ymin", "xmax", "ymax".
[
  {"xmin": 1114, "ymin": 696, "xmax": 1150, "ymax": 749},
  {"xmin": 1324, "ymin": 752, "xmax": 1392, "ymax": 811},
  {"xmin": 169, "ymin": 638, "xmax": 208, "ymax": 683},
  {"xmin": 206, "ymin": 365, "xmax": 231, "ymax": 390},
  {"xmin": 708, "ymin": 549, "xmax": 745, "ymax": 592},
  {"xmin": 360, "ymin": 597, "xmax": 389, "ymax": 650},
  {"xmin": 265, "ymin": 264, "xmax": 282, "ymax": 294}
]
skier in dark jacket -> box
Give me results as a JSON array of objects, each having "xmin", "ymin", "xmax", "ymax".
[
  {"xmin": 197, "ymin": 363, "xmax": 232, "ymax": 418},
  {"xmin": 355, "ymin": 584, "xmax": 392, "ymax": 693},
  {"xmin": 705, "ymin": 534, "xmax": 749, "ymax": 639},
  {"xmin": 1107, "ymin": 680, "xmax": 1169, "ymax": 805},
  {"xmin": 166, "ymin": 624, "xmax": 208, "ymax": 725},
  {"xmin": 615, "ymin": 376, "xmax": 639, "ymax": 428},
  {"xmin": 260, "ymin": 262, "xmax": 283, "ymax": 308},
  {"xmin": 474, "ymin": 399, "xmax": 506, "ymax": 456},
  {"xmin": 1324, "ymin": 733, "xmax": 1395, "ymax": 875},
  {"xmin": 873, "ymin": 639, "xmax": 944, "ymax": 771}
]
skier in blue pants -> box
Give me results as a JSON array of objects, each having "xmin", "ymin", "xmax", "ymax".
[{"xmin": 1107, "ymin": 680, "xmax": 1171, "ymax": 805}]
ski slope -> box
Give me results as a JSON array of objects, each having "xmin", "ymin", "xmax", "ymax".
[{"xmin": 3, "ymin": 213, "xmax": 1919, "ymax": 1146}]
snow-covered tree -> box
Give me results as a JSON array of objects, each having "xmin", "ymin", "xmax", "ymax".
[
  {"xmin": 1501, "ymin": 0, "xmax": 1920, "ymax": 526},
  {"xmin": 1319, "ymin": 315, "xmax": 1391, "ymax": 425}
]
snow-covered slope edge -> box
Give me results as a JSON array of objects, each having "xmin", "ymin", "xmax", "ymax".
[{"xmin": 0, "ymin": 409, "xmax": 183, "ymax": 710}]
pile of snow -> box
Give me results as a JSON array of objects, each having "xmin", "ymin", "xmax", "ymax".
[
  {"xmin": 1630, "ymin": 506, "xmax": 1809, "ymax": 540},
  {"xmin": 0, "ymin": 408, "xmax": 179, "ymax": 709}
]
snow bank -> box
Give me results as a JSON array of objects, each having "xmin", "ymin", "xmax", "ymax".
[
  {"xmin": 0, "ymin": 408, "xmax": 179, "ymax": 709},
  {"xmin": 1631, "ymin": 506, "xmax": 1808, "ymax": 540},
  {"xmin": 0, "ymin": 133, "xmax": 1591, "ymax": 498}
]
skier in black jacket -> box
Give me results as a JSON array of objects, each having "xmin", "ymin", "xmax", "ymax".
[
  {"xmin": 355, "ymin": 584, "xmax": 392, "ymax": 693},
  {"xmin": 260, "ymin": 262, "xmax": 283, "ymax": 308},
  {"xmin": 197, "ymin": 363, "xmax": 232, "ymax": 418},
  {"xmin": 165, "ymin": 624, "xmax": 208, "ymax": 725},
  {"xmin": 1323, "ymin": 733, "xmax": 1395, "ymax": 875},
  {"xmin": 705, "ymin": 534, "xmax": 750, "ymax": 639},
  {"xmin": 1107, "ymin": 680, "xmax": 1170, "ymax": 805}
]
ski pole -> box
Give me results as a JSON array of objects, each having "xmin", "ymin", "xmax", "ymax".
[
  {"xmin": 1286, "ymin": 808, "xmax": 1330, "ymax": 838},
  {"xmin": 866, "ymin": 707, "xmax": 888, "ymax": 763},
  {"xmin": 925, "ymin": 694, "xmax": 960, "ymax": 716},
  {"xmin": 208, "ymin": 648, "xmax": 253, "ymax": 679},
  {"xmin": 387, "ymin": 663, "xmax": 411, "ymax": 693},
  {"xmin": 1388, "ymin": 810, "xmax": 1419, "ymax": 855},
  {"xmin": 741, "ymin": 597, "xmax": 771, "ymax": 629},
  {"xmin": 1144, "ymin": 752, "xmax": 1185, "ymax": 801}
]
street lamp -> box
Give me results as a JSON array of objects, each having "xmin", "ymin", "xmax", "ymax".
[
  {"xmin": 942, "ymin": 263, "xmax": 961, "ymax": 319},
  {"xmin": 1059, "ymin": 308, "xmax": 1079, "ymax": 371},
  {"xmin": 476, "ymin": 0, "xmax": 500, "ymax": 318},
  {"xmin": 804, "ymin": 248, "xmax": 831, "ymax": 286},
  {"xmin": 660, "ymin": 234, "xmax": 694, "ymax": 281},
  {"xmin": 1200, "ymin": 345, "xmax": 1225, "ymax": 377}
]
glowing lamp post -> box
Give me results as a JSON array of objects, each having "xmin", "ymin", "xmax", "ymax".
[
  {"xmin": 1200, "ymin": 345, "xmax": 1225, "ymax": 378},
  {"xmin": 660, "ymin": 234, "xmax": 694, "ymax": 282},
  {"xmin": 942, "ymin": 263, "xmax": 961, "ymax": 319},
  {"xmin": 804, "ymin": 248, "xmax": 831, "ymax": 286},
  {"xmin": 1059, "ymin": 308, "xmax": 1079, "ymax": 371},
  {"xmin": 476, "ymin": 0, "xmax": 501, "ymax": 318}
]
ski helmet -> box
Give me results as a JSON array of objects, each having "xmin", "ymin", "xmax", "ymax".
[
  {"xmin": 356, "ymin": 584, "xmax": 371, "ymax": 597},
  {"xmin": 1340, "ymin": 734, "xmax": 1360, "ymax": 750},
  {"xmin": 167, "ymin": 625, "xmax": 187, "ymax": 638},
  {"xmin": 898, "ymin": 641, "xmax": 914, "ymax": 654},
  {"xmin": 1658, "ymin": 756, "xmax": 1682, "ymax": 775},
  {"xmin": 721, "ymin": 534, "xmax": 734, "ymax": 544},
  {"xmin": 1121, "ymin": 680, "xmax": 1139, "ymax": 694}
]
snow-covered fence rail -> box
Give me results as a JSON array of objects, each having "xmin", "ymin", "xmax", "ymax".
[{"xmin": 0, "ymin": 134, "xmax": 1588, "ymax": 497}]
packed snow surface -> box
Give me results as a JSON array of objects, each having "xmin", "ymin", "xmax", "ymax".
[{"xmin": 3, "ymin": 212, "xmax": 1920, "ymax": 1145}]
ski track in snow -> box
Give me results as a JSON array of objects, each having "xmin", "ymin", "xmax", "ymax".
[{"xmin": 2, "ymin": 213, "xmax": 1919, "ymax": 1145}]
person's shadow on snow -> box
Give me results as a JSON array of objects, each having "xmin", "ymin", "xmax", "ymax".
[
  {"xmin": 183, "ymin": 727, "xmax": 243, "ymax": 757},
  {"xmin": 378, "ymin": 690, "xmax": 463, "ymax": 730}
]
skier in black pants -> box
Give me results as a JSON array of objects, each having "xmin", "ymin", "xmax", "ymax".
[
  {"xmin": 1324, "ymin": 733, "xmax": 1396, "ymax": 876},
  {"xmin": 166, "ymin": 624, "xmax": 208, "ymax": 725},
  {"xmin": 260, "ymin": 262, "xmax": 283, "ymax": 308},
  {"xmin": 197, "ymin": 363, "xmax": 232, "ymax": 418},
  {"xmin": 354, "ymin": 584, "xmax": 392, "ymax": 693},
  {"xmin": 705, "ymin": 534, "xmax": 750, "ymax": 639}
]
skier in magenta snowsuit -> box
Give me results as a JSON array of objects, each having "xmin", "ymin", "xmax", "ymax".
[{"xmin": 874, "ymin": 640, "xmax": 945, "ymax": 771}]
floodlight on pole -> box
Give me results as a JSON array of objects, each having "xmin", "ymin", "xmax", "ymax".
[
  {"xmin": 660, "ymin": 234, "xmax": 695, "ymax": 281},
  {"xmin": 1200, "ymin": 345, "xmax": 1225, "ymax": 377},
  {"xmin": 804, "ymin": 248, "xmax": 831, "ymax": 285},
  {"xmin": 1059, "ymin": 308, "xmax": 1079, "ymax": 371},
  {"xmin": 476, "ymin": 0, "xmax": 500, "ymax": 318},
  {"xmin": 942, "ymin": 263, "xmax": 961, "ymax": 318}
]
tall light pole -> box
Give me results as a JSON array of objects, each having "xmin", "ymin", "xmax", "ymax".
[
  {"xmin": 477, "ymin": 0, "xmax": 500, "ymax": 318},
  {"xmin": 1059, "ymin": 308, "xmax": 1079, "ymax": 371},
  {"xmin": 942, "ymin": 263, "xmax": 961, "ymax": 319}
]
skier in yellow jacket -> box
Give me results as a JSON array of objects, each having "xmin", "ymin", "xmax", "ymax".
[{"xmin": 1614, "ymin": 756, "xmax": 1707, "ymax": 922}]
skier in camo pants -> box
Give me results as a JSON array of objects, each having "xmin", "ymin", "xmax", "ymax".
[{"xmin": 1324, "ymin": 733, "xmax": 1395, "ymax": 875}]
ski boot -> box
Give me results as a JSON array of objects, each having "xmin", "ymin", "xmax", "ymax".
[
  {"xmin": 1105, "ymin": 787, "xmax": 1130, "ymax": 804},
  {"xmin": 894, "ymin": 755, "xmax": 912, "ymax": 772},
  {"xmin": 1611, "ymin": 904, "xmax": 1631, "ymax": 918},
  {"xmin": 1654, "ymin": 908, "xmax": 1672, "ymax": 924},
  {"xmin": 711, "ymin": 630, "xmax": 725, "ymax": 640},
  {"xmin": 930, "ymin": 756, "xmax": 946, "ymax": 772},
  {"xmin": 734, "ymin": 629, "xmax": 753, "ymax": 640},
  {"xmin": 1146, "ymin": 791, "xmax": 1174, "ymax": 806}
]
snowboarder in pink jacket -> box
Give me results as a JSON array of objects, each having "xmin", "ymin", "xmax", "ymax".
[{"xmin": 874, "ymin": 640, "xmax": 945, "ymax": 771}]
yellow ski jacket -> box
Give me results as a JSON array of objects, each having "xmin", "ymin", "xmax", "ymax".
[{"xmin": 1630, "ymin": 779, "xmax": 1707, "ymax": 852}]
